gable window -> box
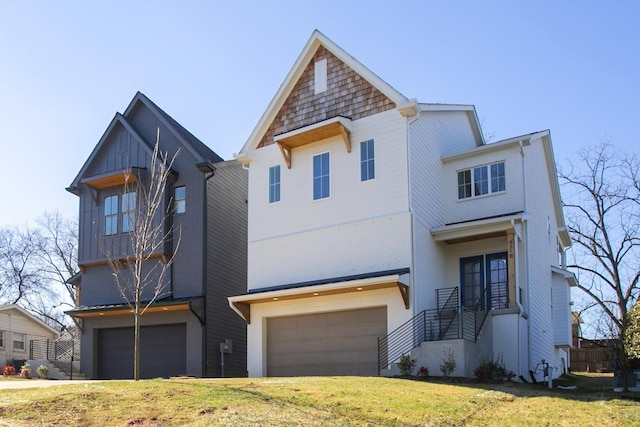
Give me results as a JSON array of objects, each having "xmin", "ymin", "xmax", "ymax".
[
  {"xmin": 13, "ymin": 332, "xmax": 25, "ymax": 351},
  {"xmin": 268, "ymin": 166, "xmax": 280, "ymax": 203},
  {"xmin": 313, "ymin": 152, "xmax": 330, "ymax": 200},
  {"xmin": 121, "ymin": 191, "xmax": 136, "ymax": 232},
  {"xmin": 360, "ymin": 139, "xmax": 375, "ymax": 181},
  {"xmin": 460, "ymin": 252, "xmax": 508, "ymax": 310},
  {"xmin": 314, "ymin": 59, "xmax": 327, "ymax": 94},
  {"xmin": 105, "ymin": 195, "xmax": 119, "ymax": 235},
  {"xmin": 174, "ymin": 186, "xmax": 186, "ymax": 214},
  {"xmin": 457, "ymin": 161, "xmax": 505, "ymax": 199}
]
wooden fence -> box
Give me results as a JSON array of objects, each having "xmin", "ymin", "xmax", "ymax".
[{"xmin": 571, "ymin": 347, "xmax": 614, "ymax": 372}]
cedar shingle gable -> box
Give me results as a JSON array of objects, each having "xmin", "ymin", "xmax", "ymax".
[{"xmin": 258, "ymin": 46, "xmax": 396, "ymax": 148}]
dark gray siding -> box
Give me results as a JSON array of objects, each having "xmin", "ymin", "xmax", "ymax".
[{"xmin": 205, "ymin": 160, "xmax": 248, "ymax": 377}]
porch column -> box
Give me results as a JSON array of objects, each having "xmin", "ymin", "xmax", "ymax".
[{"xmin": 506, "ymin": 229, "xmax": 516, "ymax": 308}]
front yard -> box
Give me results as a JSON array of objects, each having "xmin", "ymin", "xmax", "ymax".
[{"xmin": 0, "ymin": 373, "xmax": 637, "ymax": 426}]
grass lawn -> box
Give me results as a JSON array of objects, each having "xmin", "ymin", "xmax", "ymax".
[{"xmin": 0, "ymin": 373, "xmax": 638, "ymax": 426}]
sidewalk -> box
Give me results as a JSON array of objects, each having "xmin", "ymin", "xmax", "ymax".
[{"xmin": 0, "ymin": 379, "xmax": 100, "ymax": 389}]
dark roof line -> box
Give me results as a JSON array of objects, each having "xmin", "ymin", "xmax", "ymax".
[{"xmin": 246, "ymin": 267, "xmax": 410, "ymax": 295}]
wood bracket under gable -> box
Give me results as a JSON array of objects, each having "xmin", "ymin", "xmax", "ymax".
[
  {"xmin": 397, "ymin": 283, "xmax": 410, "ymax": 309},
  {"xmin": 277, "ymin": 142, "xmax": 292, "ymax": 169},
  {"xmin": 232, "ymin": 301, "xmax": 251, "ymax": 324}
]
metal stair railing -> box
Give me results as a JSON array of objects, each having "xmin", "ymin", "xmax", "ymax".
[{"xmin": 29, "ymin": 338, "xmax": 78, "ymax": 379}]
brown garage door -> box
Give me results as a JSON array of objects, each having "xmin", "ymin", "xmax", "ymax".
[
  {"xmin": 97, "ymin": 324, "xmax": 186, "ymax": 379},
  {"xmin": 267, "ymin": 307, "xmax": 387, "ymax": 376}
]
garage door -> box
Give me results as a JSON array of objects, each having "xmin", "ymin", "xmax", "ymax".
[
  {"xmin": 267, "ymin": 307, "xmax": 387, "ymax": 376},
  {"xmin": 97, "ymin": 324, "xmax": 186, "ymax": 379}
]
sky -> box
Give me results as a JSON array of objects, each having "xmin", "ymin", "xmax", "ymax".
[{"xmin": 1, "ymin": 1, "xmax": 638, "ymax": 226}]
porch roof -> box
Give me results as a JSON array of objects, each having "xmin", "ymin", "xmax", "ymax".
[
  {"xmin": 65, "ymin": 296, "xmax": 202, "ymax": 319},
  {"xmin": 228, "ymin": 268, "xmax": 410, "ymax": 324},
  {"xmin": 431, "ymin": 212, "xmax": 524, "ymax": 244}
]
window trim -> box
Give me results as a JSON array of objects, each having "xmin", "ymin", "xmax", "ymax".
[
  {"xmin": 360, "ymin": 139, "xmax": 375, "ymax": 182},
  {"xmin": 12, "ymin": 332, "xmax": 25, "ymax": 351},
  {"xmin": 457, "ymin": 161, "xmax": 505, "ymax": 200},
  {"xmin": 104, "ymin": 195, "xmax": 119, "ymax": 236},
  {"xmin": 312, "ymin": 151, "xmax": 331, "ymax": 201},
  {"xmin": 174, "ymin": 186, "xmax": 186, "ymax": 214},
  {"xmin": 0, "ymin": 330, "xmax": 4, "ymax": 348},
  {"xmin": 268, "ymin": 166, "xmax": 281, "ymax": 203}
]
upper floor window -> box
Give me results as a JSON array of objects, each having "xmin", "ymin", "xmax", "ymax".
[
  {"xmin": 458, "ymin": 161, "xmax": 505, "ymax": 199},
  {"xmin": 313, "ymin": 152, "xmax": 330, "ymax": 200},
  {"xmin": 174, "ymin": 186, "xmax": 186, "ymax": 214},
  {"xmin": 121, "ymin": 192, "xmax": 136, "ymax": 232},
  {"xmin": 268, "ymin": 166, "xmax": 280, "ymax": 203},
  {"xmin": 13, "ymin": 332, "xmax": 25, "ymax": 351},
  {"xmin": 105, "ymin": 195, "xmax": 119, "ymax": 235},
  {"xmin": 360, "ymin": 139, "xmax": 375, "ymax": 181}
]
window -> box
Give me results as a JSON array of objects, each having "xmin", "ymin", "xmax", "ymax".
[
  {"xmin": 360, "ymin": 139, "xmax": 375, "ymax": 181},
  {"xmin": 313, "ymin": 152, "xmax": 330, "ymax": 200},
  {"xmin": 0, "ymin": 330, "xmax": 4, "ymax": 348},
  {"xmin": 268, "ymin": 166, "xmax": 280, "ymax": 203},
  {"xmin": 174, "ymin": 186, "xmax": 186, "ymax": 214},
  {"xmin": 457, "ymin": 161, "xmax": 505, "ymax": 199},
  {"xmin": 13, "ymin": 332, "xmax": 25, "ymax": 351},
  {"xmin": 314, "ymin": 59, "xmax": 327, "ymax": 94},
  {"xmin": 121, "ymin": 192, "xmax": 136, "ymax": 232},
  {"xmin": 104, "ymin": 195, "xmax": 119, "ymax": 235},
  {"xmin": 460, "ymin": 252, "xmax": 508, "ymax": 310}
]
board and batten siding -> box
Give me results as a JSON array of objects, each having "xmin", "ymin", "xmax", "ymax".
[{"xmin": 247, "ymin": 109, "xmax": 411, "ymax": 290}]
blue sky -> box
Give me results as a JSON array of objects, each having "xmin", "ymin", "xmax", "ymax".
[{"xmin": 1, "ymin": 1, "xmax": 638, "ymax": 226}]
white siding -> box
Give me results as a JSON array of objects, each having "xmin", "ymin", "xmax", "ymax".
[
  {"xmin": 247, "ymin": 110, "xmax": 410, "ymax": 289},
  {"xmin": 552, "ymin": 271, "xmax": 572, "ymax": 347},
  {"xmin": 407, "ymin": 111, "xmax": 478, "ymax": 312},
  {"xmin": 0, "ymin": 308, "xmax": 58, "ymax": 363},
  {"xmin": 442, "ymin": 145, "xmax": 525, "ymax": 225}
]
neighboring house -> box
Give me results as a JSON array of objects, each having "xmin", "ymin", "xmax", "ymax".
[
  {"xmin": 66, "ymin": 92, "xmax": 247, "ymax": 379},
  {"xmin": 0, "ymin": 304, "xmax": 59, "ymax": 366},
  {"xmin": 228, "ymin": 30, "xmax": 576, "ymax": 379}
]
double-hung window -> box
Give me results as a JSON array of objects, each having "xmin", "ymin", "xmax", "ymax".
[
  {"xmin": 458, "ymin": 161, "xmax": 505, "ymax": 199},
  {"xmin": 121, "ymin": 192, "xmax": 136, "ymax": 232},
  {"xmin": 104, "ymin": 195, "xmax": 119, "ymax": 235},
  {"xmin": 360, "ymin": 139, "xmax": 375, "ymax": 181},
  {"xmin": 174, "ymin": 186, "xmax": 186, "ymax": 214},
  {"xmin": 313, "ymin": 152, "xmax": 330, "ymax": 200},
  {"xmin": 268, "ymin": 166, "xmax": 280, "ymax": 203},
  {"xmin": 13, "ymin": 332, "xmax": 25, "ymax": 351},
  {"xmin": 0, "ymin": 330, "xmax": 4, "ymax": 348}
]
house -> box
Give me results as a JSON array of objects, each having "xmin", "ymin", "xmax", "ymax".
[
  {"xmin": 228, "ymin": 30, "xmax": 576, "ymax": 379},
  {"xmin": 0, "ymin": 304, "xmax": 59, "ymax": 367},
  {"xmin": 66, "ymin": 92, "xmax": 247, "ymax": 379}
]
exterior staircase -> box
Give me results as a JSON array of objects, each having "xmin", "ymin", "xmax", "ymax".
[{"xmin": 29, "ymin": 338, "xmax": 85, "ymax": 380}]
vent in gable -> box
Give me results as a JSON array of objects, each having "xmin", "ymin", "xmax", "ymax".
[
  {"xmin": 314, "ymin": 59, "xmax": 327, "ymax": 94},
  {"xmin": 117, "ymin": 133, "xmax": 127, "ymax": 153}
]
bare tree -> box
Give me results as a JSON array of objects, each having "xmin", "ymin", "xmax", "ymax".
[
  {"xmin": 0, "ymin": 226, "xmax": 43, "ymax": 304},
  {"xmin": 104, "ymin": 130, "xmax": 181, "ymax": 381},
  {"xmin": 559, "ymin": 140, "xmax": 640, "ymax": 382}
]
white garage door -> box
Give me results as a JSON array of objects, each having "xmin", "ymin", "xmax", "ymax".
[{"xmin": 267, "ymin": 307, "xmax": 387, "ymax": 376}]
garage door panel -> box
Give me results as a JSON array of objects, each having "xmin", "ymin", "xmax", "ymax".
[
  {"xmin": 97, "ymin": 324, "xmax": 186, "ymax": 379},
  {"xmin": 267, "ymin": 307, "xmax": 386, "ymax": 376}
]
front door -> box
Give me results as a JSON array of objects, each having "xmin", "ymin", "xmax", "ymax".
[{"xmin": 460, "ymin": 252, "xmax": 508, "ymax": 310}]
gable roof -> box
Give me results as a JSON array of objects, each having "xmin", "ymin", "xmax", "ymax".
[
  {"xmin": 235, "ymin": 30, "xmax": 413, "ymax": 161},
  {"xmin": 0, "ymin": 304, "xmax": 60, "ymax": 336},
  {"xmin": 67, "ymin": 92, "xmax": 222, "ymax": 194}
]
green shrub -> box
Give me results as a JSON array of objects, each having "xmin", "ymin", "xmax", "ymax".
[
  {"xmin": 440, "ymin": 348, "xmax": 456, "ymax": 377},
  {"xmin": 37, "ymin": 364, "xmax": 49, "ymax": 378},
  {"xmin": 474, "ymin": 354, "xmax": 515, "ymax": 382},
  {"xmin": 397, "ymin": 354, "xmax": 416, "ymax": 376}
]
